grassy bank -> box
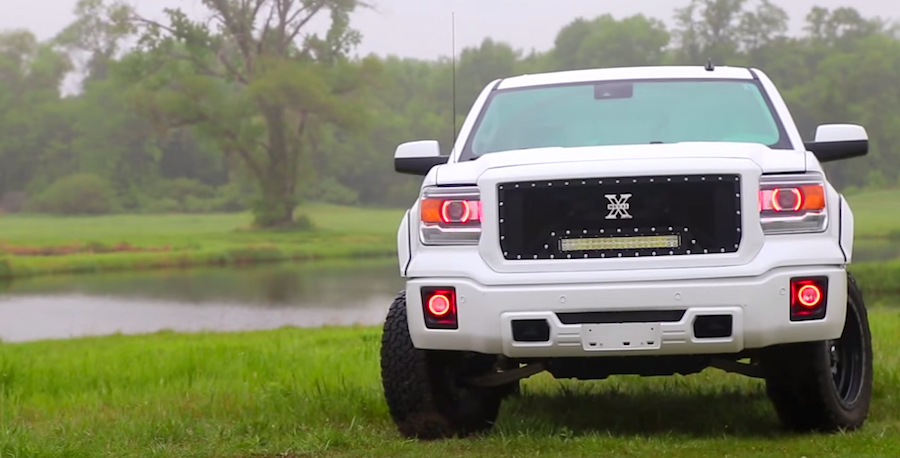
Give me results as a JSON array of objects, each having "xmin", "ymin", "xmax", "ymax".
[
  {"xmin": 850, "ymin": 261, "xmax": 900, "ymax": 295},
  {"xmin": 1, "ymin": 188, "xmax": 900, "ymax": 285},
  {"xmin": 1, "ymin": 310, "xmax": 898, "ymax": 457},
  {"xmin": 846, "ymin": 188, "xmax": 900, "ymax": 239},
  {"xmin": 0, "ymin": 205, "xmax": 405, "ymax": 279}
]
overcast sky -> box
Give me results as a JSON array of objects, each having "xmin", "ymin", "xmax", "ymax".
[{"xmin": 2, "ymin": 0, "xmax": 898, "ymax": 59}]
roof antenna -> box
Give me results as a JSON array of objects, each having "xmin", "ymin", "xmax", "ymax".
[
  {"xmin": 705, "ymin": 58, "xmax": 715, "ymax": 72},
  {"xmin": 451, "ymin": 12, "xmax": 458, "ymax": 155}
]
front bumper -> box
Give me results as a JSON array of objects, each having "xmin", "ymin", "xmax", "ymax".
[{"xmin": 405, "ymin": 265, "xmax": 848, "ymax": 358}]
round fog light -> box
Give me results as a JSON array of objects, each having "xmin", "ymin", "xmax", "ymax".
[
  {"xmin": 798, "ymin": 284, "xmax": 822, "ymax": 307},
  {"xmin": 427, "ymin": 294, "xmax": 451, "ymax": 316}
]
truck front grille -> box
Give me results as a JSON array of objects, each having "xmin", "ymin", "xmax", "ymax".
[{"xmin": 497, "ymin": 174, "xmax": 742, "ymax": 260}]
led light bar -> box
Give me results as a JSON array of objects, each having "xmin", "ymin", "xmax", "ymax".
[{"xmin": 559, "ymin": 235, "xmax": 682, "ymax": 252}]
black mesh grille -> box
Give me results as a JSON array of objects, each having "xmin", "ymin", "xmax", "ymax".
[{"xmin": 497, "ymin": 174, "xmax": 743, "ymax": 260}]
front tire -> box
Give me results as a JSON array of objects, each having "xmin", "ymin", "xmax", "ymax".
[
  {"xmin": 379, "ymin": 291, "xmax": 504, "ymax": 440},
  {"xmin": 760, "ymin": 273, "xmax": 873, "ymax": 432}
]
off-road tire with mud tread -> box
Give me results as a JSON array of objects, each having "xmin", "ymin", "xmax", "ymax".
[
  {"xmin": 380, "ymin": 291, "xmax": 504, "ymax": 440},
  {"xmin": 760, "ymin": 272, "xmax": 873, "ymax": 432}
]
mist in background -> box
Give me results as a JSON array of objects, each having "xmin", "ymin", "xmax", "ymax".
[{"xmin": 5, "ymin": 0, "xmax": 898, "ymax": 58}]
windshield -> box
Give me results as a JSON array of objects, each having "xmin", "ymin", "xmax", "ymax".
[{"xmin": 462, "ymin": 78, "xmax": 791, "ymax": 160}]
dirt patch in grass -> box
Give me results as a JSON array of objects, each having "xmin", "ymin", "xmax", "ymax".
[{"xmin": 0, "ymin": 241, "xmax": 172, "ymax": 256}]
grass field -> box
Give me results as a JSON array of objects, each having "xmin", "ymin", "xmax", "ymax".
[
  {"xmin": 1, "ymin": 309, "xmax": 898, "ymax": 457},
  {"xmin": 0, "ymin": 205, "xmax": 405, "ymax": 279},
  {"xmin": 845, "ymin": 189, "xmax": 900, "ymax": 239},
  {"xmin": 0, "ymin": 188, "xmax": 898, "ymax": 283}
]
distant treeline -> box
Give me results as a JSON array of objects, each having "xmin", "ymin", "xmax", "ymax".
[{"xmin": 0, "ymin": 0, "xmax": 896, "ymax": 224}]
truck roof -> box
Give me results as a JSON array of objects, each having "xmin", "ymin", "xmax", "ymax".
[{"xmin": 496, "ymin": 65, "xmax": 756, "ymax": 90}]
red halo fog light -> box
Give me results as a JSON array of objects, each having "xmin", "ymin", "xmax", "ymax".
[
  {"xmin": 790, "ymin": 277, "xmax": 828, "ymax": 322},
  {"xmin": 797, "ymin": 284, "xmax": 822, "ymax": 307},
  {"xmin": 427, "ymin": 294, "xmax": 451, "ymax": 317},
  {"xmin": 421, "ymin": 287, "xmax": 458, "ymax": 330}
]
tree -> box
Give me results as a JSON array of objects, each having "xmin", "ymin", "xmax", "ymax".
[
  {"xmin": 455, "ymin": 38, "xmax": 520, "ymax": 117},
  {"xmin": 672, "ymin": 0, "xmax": 787, "ymax": 63},
  {"xmin": 0, "ymin": 30, "xmax": 73, "ymax": 199},
  {"xmin": 122, "ymin": 0, "xmax": 380, "ymax": 227},
  {"xmin": 54, "ymin": 0, "xmax": 135, "ymax": 83},
  {"xmin": 7, "ymin": 0, "xmax": 900, "ymax": 213},
  {"xmin": 737, "ymin": 0, "xmax": 789, "ymax": 51},
  {"xmin": 804, "ymin": 6, "xmax": 890, "ymax": 48},
  {"xmin": 552, "ymin": 14, "xmax": 670, "ymax": 70},
  {"xmin": 672, "ymin": 0, "xmax": 745, "ymax": 63}
]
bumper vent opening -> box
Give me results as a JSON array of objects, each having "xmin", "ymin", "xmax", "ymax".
[
  {"xmin": 511, "ymin": 319, "xmax": 551, "ymax": 342},
  {"xmin": 557, "ymin": 309, "xmax": 686, "ymax": 325},
  {"xmin": 693, "ymin": 315, "xmax": 733, "ymax": 339}
]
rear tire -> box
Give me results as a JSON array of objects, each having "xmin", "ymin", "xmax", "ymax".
[
  {"xmin": 380, "ymin": 291, "xmax": 504, "ymax": 440},
  {"xmin": 760, "ymin": 273, "xmax": 873, "ymax": 432}
]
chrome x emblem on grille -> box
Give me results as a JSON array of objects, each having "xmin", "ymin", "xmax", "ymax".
[{"xmin": 605, "ymin": 193, "xmax": 633, "ymax": 219}]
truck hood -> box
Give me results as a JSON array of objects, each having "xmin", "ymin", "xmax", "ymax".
[{"xmin": 435, "ymin": 142, "xmax": 806, "ymax": 185}]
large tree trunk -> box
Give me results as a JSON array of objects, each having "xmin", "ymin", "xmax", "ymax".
[
  {"xmin": 252, "ymin": 103, "xmax": 298, "ymax": 228},
  {"xmin": 254, "ymin": 180, "xmax": 296, "ymax": 227}
]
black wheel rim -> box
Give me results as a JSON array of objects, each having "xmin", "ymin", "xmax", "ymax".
[{"xmin": 828, "ymin": 301, "xmax": 866, "ymax": 408}]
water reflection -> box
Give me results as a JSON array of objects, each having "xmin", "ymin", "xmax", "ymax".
[
  {"xmin": 0, "ymin": 259, "xmax": 404, "ymax": 343},
  {"xmin": 1, "ymin": 256, "xmax": 897, "ymax": 344}
]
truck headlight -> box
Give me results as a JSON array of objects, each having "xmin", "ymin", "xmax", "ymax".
[
  {"xmin": 419, "ymin": 186, "xmax": 482, "ymax": 245},
  {"xmin": 758, "ymin": 174, "xmax": 828, "ymax": 234}
]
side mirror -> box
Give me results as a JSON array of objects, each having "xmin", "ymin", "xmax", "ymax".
[
  {"xmin": 804, "ymin": 124, "xmax": 869, "ymax": 163},
  {"xmin": 394, "ymin": 140, "xmax": 449, "ymax": 176}
]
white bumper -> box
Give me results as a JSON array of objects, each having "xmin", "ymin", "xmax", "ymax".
[
  {"xmin": 405, "ymin": 223, "xmax": 849, "ymax": 358},
  {"xmin": 405, "ymin": 264, "xmax": 846, "ymax": 358}
]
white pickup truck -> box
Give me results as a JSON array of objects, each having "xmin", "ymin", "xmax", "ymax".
[{"xmin": 379, "ymin": 64, "xmax": 873, "ymax": 440}]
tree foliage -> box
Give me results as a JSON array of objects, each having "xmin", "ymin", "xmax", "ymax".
[
  {"xmin": 116, "ymin": 0, "xmax": 381, "ymax": 227},
  {"xmin": 29, "ymin": 173, "xmax": 117, "ymax": 215},
  {"xmin": 0, "ymin": 0, "xmax": 899, "ymax": 219}
]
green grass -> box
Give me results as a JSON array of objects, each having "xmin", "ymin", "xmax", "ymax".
[
  {"xmin": 0, "ymin": 188, "xmax": 898, "ymax": 281},
  {"xmin": 0, "ymin": 205, "xmax": 405, "ymax": 279},
  {"xmin": 850, "ymin": 261, "xmax": 900, "ymax": 294},
  {"xmin": 1, "ymin": 309, "xmax": 899, "ymax": 457},
  {"xmin": 846, "ymin": 188, "xmax": 900, "ymax": 239}
]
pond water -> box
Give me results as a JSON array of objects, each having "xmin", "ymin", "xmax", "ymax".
[
  {"xmin": 0, "ymin": 259, "xmax": 404, "ymax": 343},
  {"xmin": 0, "ymin": 256, "xmax": 897, "ymax": 343}
]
